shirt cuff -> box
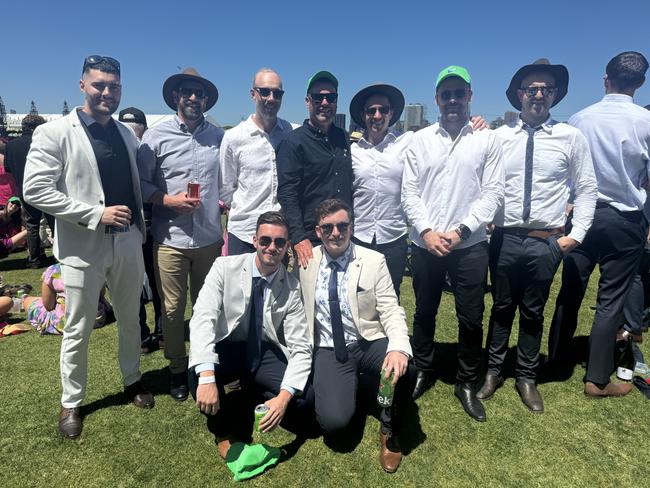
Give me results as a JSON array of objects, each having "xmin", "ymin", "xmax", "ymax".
[
  {"xmin": 195, "ymin": 363, "xmax": 215, "ymax": 375},
  {"xmin": 280, "ymin": 385, "xmax": 296, "ymax": 396}
]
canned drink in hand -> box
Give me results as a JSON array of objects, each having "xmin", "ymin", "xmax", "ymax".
[
  {"xmin": 187, "ymin": 181, "xmax": 201, "ymax": 199},
  {"xmin": 377, "ymin": 368, "xmax": 395, "ymax": 408},
  {"xmin": 254, "ymin": 404, "xmax": 269, "ymax": 433}
]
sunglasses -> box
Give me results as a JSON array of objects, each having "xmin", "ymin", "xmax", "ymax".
[
  {"xmin": 258, "ymin": 236, "xmax": 288, "ymax": 248},
  {"xmin": 439, "ymin": 89, "xmax": 468, "ymax": 102},
  {"xmin": 178, "ymin": 87, "xmax": 207, "ymax": 99},
  {"xmin": 83, "ymin": 55, "xmax": 120, "ymax": 74},
  {"xmin": 520, "ymin": 86, "xmax": 556, "ymax": 98},
  {"xmin": 318, "ymin": 222, "xmax": 351, "ymax": 235},
  {"xmin": 254, "ymin": 87, "xmax": 285, "ymax": 99},
  {"xmin": 364, "ymin": 106, "xmax": 391, "ymax": 116},
  {"xmin": 309, "ymin": 93, "xmax": 338, "ymax": 104}
]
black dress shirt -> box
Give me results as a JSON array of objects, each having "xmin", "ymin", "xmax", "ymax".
[
  {"xmin": 276, "ymin": 120, "xmax": 353, "ymax": 243},
  {"xmin": 4, "ymin": 134, "xmax": 33, "ymax": 197}
]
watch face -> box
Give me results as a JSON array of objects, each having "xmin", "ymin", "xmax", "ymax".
[{"xmin": 458, "ymin": 225, "xmax": 471, "ymax": 240}]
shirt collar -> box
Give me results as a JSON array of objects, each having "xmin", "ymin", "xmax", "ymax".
[
  {"xmin": 358, "ymin": 130, "xmax": 398, "ymax": 149},
  {"xmin": 77, "ymin": 108, "xmax": 113, "ymax": 128},
  {"xmin": 246, "ymin": 114, "xmax": 285, "ymax": 136},
  {"xmin": 603, "ymin": 93, "xmax": 634, "ymax": 103},
  {"xmin": 303, "ymin": 119, "xmax": 334, "ymax": 137},
  {"xmin": 435, "ymin": 120, "xmax": 473, "ymax": 138},
  {"xmin": 250, "ymin": 252, "xmax": 279, "ymax": 284},
  {"xmin": 515, "ymin": 115, "xmax": 555, "ymax": 134},
  {"xmin": 322, "ymin": 242, "xmax": 353, "ymax": 270},
  {"xmin": 174, "ymin": 114, "xmax": 206, "ymax": 133}
]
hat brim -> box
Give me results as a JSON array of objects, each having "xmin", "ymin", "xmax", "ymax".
[
  {"xmin": 506, "ymin": 63, "xmax": 568, "ymax": 111},
  {"xmin": 349, "ymin": 83, "xmax": 405, "ymax": 128},
  {"xmin": 162, "ymin": 73, "xmax": 219, "ymax": 112}
]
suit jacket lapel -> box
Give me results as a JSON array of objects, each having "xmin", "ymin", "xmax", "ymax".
[
  {"xmin": 70, "ymin": 110, "xmax": 102, "ymax": 185},
  {"xmin": 346, "ymin": 243, "xmax": 362, "ymax": 327},
  {"xmin": 304, "ymin": 246, "xmax": 322, "ymax": 326}
]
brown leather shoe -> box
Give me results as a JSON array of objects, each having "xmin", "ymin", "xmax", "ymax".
[
  {"xmin": 124, "ymin": 381, "xmax": 155, "ymax": 408},
  {"xmin": 584, "ymin": 381, "xmax": 632, "ymax": 398},
  {"xmin": 59, "ymin": 406, "xmax": 82, "ymax": 438},
  {"xmin": 515, "ymin": 381, "xmax": 544, "ymax": 413},
  {"xmin": 476, "ymin": 374, "xmax": 504, "ymax": 400},
  {"xmin": 379, "ymin": 429, "xmax": 402, "ymax": 473}
]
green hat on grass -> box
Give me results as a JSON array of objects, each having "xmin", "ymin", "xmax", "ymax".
[
  {"xmin": 436, "ymin": 65, "xmax": 471, "ymax": 89},
  {"xmin": 225, "ymin": 442, "xmax": 281, "ymax": 481}
]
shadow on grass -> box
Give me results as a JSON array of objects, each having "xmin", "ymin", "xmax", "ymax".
[{"xmin": 0, "ymin": 254, "xmax": 55, "ymax": 272}]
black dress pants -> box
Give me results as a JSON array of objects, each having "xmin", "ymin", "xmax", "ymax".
[
  {"xmin": 486, "ymin": 229, "xmax": 563, "ymax": 382},
  {"xmin": 548, "ymin": 204, "xmax": 647, "ymax": 384},
  {"xmin": 411, "ymin": 241, "xmax": 489, "ymax": 383},
  {"xmin": 24, "ymin": 201, "xmax": 54, "ymax": 264}
]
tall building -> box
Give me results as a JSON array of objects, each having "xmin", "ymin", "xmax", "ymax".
[
  {"xmin": 334, "ymin": 113, "xmax": 346, "ymax": 131},
  {"xmin": 504, "ymin": 111, "xmax": 518, "ymax": 125},
  {"xmin": 403, "ymin": 103, "xmax": 425, "ymax": 131}
]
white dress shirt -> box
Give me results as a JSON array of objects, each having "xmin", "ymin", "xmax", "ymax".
[
  {"xmin": 220, "ymin": 115, "xmax": 294, "ymax": 243},
  {"xmin": 493, "ymin": 117, "xmax": 597, "ymax": 243},
  {"xmin": 314, "ymin": 244, "xmax": 359, "ymax": 348},
  {"xmin": 352, "ymin": 131, "xmax": 412, "ymax": 244},
  {"xmin": 569, "ymin": 94, "xmax": 650, "ymax": 212},
  {"xmin": 401, "ymin": 122, "xmax": 504, "ymax": 250}
]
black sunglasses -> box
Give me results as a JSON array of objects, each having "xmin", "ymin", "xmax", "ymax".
[
  {"xmin": 309, "ymin": 93, "xmax": 338, "ymax": 104},
  {"xmin": 178, "ymin": 87, "xmax": 206, "ymax": 99},
  {"xmin": 364, "ymin": 106, "xmax": 391, "ymax": 116},
  {"xmin": 439, "ymin": 89, "xmax": 468, "ymax": 102},
  {"xmin": 318, "ymin": 222, "xmax": 351, "ymax": 235},
  {"xmin": 258, "ymin": 236, "xmax": 288, "ymax": 248},
  {"xmin": 254, "ymin": 87, "xmax": 285, "ymax": 99},
  {"xmin": 83, "ymin": 55, "xmax": 120, "ymax": 74},
  {"xmin": 520, "ymin": 86, "xmax": 556, "ymax": 98}
]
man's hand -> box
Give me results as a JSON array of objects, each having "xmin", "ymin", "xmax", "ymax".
[
  {"xmin": 556, "ymin": 236, "xmax": 579, "ymax": 255},
  {"xmin": 382, "ymin": 351, "xmax": 409, "ymax": 386},
  {"xmin": 421, "ymin": 229, "xmax": 451, "ymax": 257},
  {"xmin": 196, "ymin": 375, "xmax": 219, "ymax": 416},
  {"xmin": 294, "ymin": 239, "xmax": 314, "ymax": 269},
  {"xmin": 101, "ymin": 205, "xmax": 132, "ymax": 227},
  {"xmin": 470, "ymin": 115, "xmax": 489, "ymax": 131},
  {"xmin": 259, "ymin": 390, "xmax": 292, "ymax": 433},
  {"xmin": 440, "ymin": 230, "xmax": 462, "ymax": 251},
  {"xmin": 163, "ymin": 192, "xmax": 200, "ymax": 214}
]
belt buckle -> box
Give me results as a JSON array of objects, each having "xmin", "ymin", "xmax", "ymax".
[{"xmin": 105, "ymin": 224, "xmax": 130, "ymax": 234}]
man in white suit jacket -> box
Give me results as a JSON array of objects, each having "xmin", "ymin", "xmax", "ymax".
[
  {"xmin": 299, "ymin": 198, "xmax": 415, "ymax": 473},
  {"xmin": 188, "ymin": 211, "xmax": 312, "ymax": 460},
  {"xmin": 23, "ymin": 55, "xmax": 153, "ymax": 439}
]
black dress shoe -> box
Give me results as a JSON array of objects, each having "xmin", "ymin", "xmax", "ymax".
[
  {"xmin": 515, "ymin": 381, "xmax": 544, "ymax": 413},
  {"xmin": 454, "ymin": 383, "xmax": 486, "ymax": 422},
  {"xmin": 125, "ymin": 381, "xmax": 155, "ymax": 409},
  {"xmin": 59, "ymin": 406, "xmax": 82, "ymax": 438},
  {"xmin": 412, "ymin": 371, "xmax": 435, "ymax": 400},
  {"xmin": 170, "ymin": 372, "xmax": 189, "ymax": 401},
  {"xmin": 476, "ymin": 374, "xmax": 504, "ymax": 400}
]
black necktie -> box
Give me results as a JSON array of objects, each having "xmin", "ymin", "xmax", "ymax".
[
  {"xmin": 246, "ymin": 276, "xmax": 265, "ymax": 372},
  {"xmin": 522, "ymin": 124, "xmax": 541, "ymax": 222},
  {"xmin": 328, "ymin": 261, "xmax": 348, "ymax": 363}
]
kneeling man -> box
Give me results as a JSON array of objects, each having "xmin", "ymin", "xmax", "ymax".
[
  {"xmin": 300, "ymin": 198, "xmax": 414, "ymax": 473},
  {"xmin": 188, "ymin": 211, "xmax": 312, "ymax": 459}
]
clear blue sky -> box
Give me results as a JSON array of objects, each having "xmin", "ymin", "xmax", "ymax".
[{"xmin": 3, "ymin": 0, "xmax": 649, "ymax": 125}]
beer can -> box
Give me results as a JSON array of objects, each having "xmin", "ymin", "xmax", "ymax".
[
  {"xmin": 254, "ymin": 404, "xmax": 269, "ymax": 433},
  {"xmin": 377, "ymin": 369, "xmax": 395, "ymax": 408},
  {"xmin": 187, "ymin": 181, "xmax": 201, "ymax": 199}
]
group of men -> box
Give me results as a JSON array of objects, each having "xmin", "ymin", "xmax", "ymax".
[{"xmin": 20, "ymin": 50, "xmax": 650, "ymax": 474}]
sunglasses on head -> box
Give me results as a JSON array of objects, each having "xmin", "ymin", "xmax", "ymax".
[
  {"xmin": 364, "ymin": 106, "xmax": 391, "ymax": 116},
  {"xmin": 520, "ymin": 86, "xmax": 556, "ymax": 98},
  {"xmin": 178, "ymin": 87, "xmax": 206, "ymax": 99},
  {"xmin": 439, "ymin": 88, "xmax": 468, "ymax": 102},
  {"xmin": 258, "ymin": 236, "xmax": 288, "ymax": 248},
  {"xmin": 83, "ymin": 55, "xmax": 120, "ymax": 74},
  {"xmin": 318, "ymin": 222, "xmax": 351, "ymax": 235},
  {"xmin": 309, "ymin": 93, "xmax": 338, "ymax": 104},
  {"xmin": 254, "ymin": 87, "xmax": 285, "ymax": 99}
]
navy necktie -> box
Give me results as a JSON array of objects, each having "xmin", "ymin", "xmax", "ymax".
[
  {"xmin": 328, "ymin": 261, "xmax": 348, "ymax": 363},
  {"xmin": 246, "ymin": 276, "xmax": 265, "ymax": 372},
  {"xmin": 522, "ymin": 124, "xmax": 541, "ymax": 222}
]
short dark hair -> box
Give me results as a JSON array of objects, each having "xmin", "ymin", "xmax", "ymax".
[
  {"xmin": 606, "ymin": 51, "xmax": 648, "ymax": 91},
  {"xmin": 256, "ymin": 211, "xmax": 289, "ymax": 232},
  {"xmin": 645, "ymin": 104, "xmax": 650, "ymax": 111},
  {"xmin": 21, "ymin": 114, "xmax": 46, "ymax": 134},
  {"xmin": 315, "ymin": 198, "xmax": 352, "ymax": 224},
  {"xmin": 82, "ymin": 56, "xmax": 120, "ymax": 76}
]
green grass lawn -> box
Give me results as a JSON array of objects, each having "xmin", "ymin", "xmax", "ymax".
[{"xmin": 1, "ymin": 248, "xmax": 648, "ymax": 487}]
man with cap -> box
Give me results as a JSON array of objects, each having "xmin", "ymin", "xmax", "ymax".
[
  {"xmin": 118, "ymin": 107, "xmax": 147, "ymax": 141},
  {"xmin": 476, "ymin": 60, "xmax": 597, "ymax": 412},
  {"xmin": 220, "ymin": 68, "xmax": 295, "ymax": 255},
  {"xmin": 23, "ymin": 55, "xmax": 153, "ymax": 438},
  {"xmin": 547, "ymin": 51, "xmax": 650, "ymax": 397},
  {"xmin": 402, "ymin": 66, "xmax": 504, "ymax": 421},
  {"xmin": 277, "ymin": 71, "xmax": 353, "ymax": 269},
  {"xmin": 137, "ymin": 68, "xmax": 224, "ymax": 401}
]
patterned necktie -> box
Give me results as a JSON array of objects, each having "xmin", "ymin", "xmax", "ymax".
[
  {"xmin": 522, "ymin": 124, "xmax": 542, "ymax": 222},
  {"xmin": 246, "ymin": 276, "xmax": 265, "ymax": 372},
  {"xmin": 328, "ymin": 261, "xmax": 348, "ymax": 363}
]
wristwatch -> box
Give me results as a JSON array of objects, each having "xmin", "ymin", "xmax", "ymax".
[{"xmin": 454, "ymin": 224, "xmax": 472, "ymax": 241}]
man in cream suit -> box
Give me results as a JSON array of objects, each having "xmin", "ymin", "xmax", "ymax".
[
  {"xmin": 299, "ymin": 198, "xmax": 414, "ymax": 473},
  {"xmin": 24, "ymin": 55, "xmax": 152, "ymax": 439},
  {"xmin": 188, "ymin": 211, "xmax": 312, "ymax": 460}
]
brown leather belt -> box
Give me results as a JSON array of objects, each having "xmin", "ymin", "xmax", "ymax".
[{"xmin": 500, "ymin": 226, "xmax": 564, "ymax": 239}]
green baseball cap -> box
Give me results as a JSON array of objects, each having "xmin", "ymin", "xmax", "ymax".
[
  {"xmin": 436, "ymin": 65, "xmax": 471, "ymax": 89},
  {"xmin": 307, "ymin": 70, "xmax": 338, "ymax": 93}
]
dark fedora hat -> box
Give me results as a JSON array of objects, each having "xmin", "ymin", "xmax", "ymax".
[
  {"xmin": 162, "ymin": 67, "xmax": 219, "ymax": 111},
  {"xmin": 349, "ymin": 83, "xmax": 405, "ymax": 127},
  {"xmin": 506, "ymin": 58, "xmax": 569, "ymax": 111}
]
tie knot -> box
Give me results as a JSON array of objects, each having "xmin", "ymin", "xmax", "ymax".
[
  {"xmin": 523, "ymin": 124, "xmax": 541, "ymax": 135},
  {"xmin": 329, "ymin": 261, "xmax": 340, "ymax": 272},
  {"xmin": 253, "ymin": 276, "xmax": 264, "ymax": 290}
]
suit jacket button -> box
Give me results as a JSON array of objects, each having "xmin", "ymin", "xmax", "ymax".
[{"xmin": 99, "ymin": 200, "xmax": 104, "ymax": 204}]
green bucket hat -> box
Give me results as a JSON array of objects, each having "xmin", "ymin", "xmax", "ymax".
[
  {"xmin": 225, "ymin": 442, "xmax": 281, "ymax": 481},
  {"xmin": 435, "ymin": 65, "xmax": 471, "ymax": 89}
]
